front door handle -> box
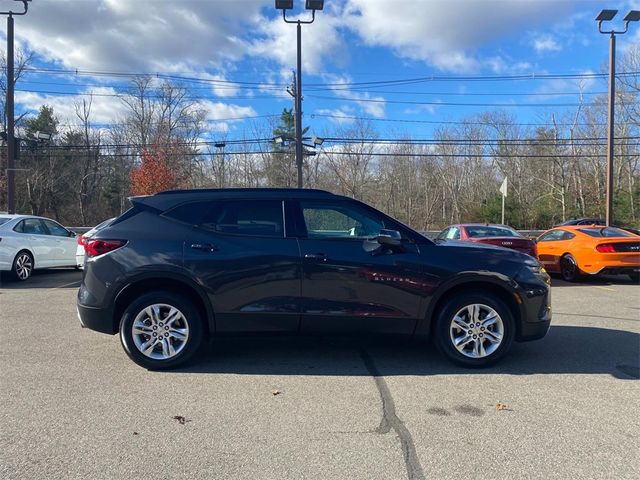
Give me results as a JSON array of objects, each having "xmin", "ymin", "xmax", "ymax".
[
  {"xmin": 190, "ymin": 243, "xmax": 218, "ymax": 252},
  {"xmin": 304, "ymin": 253, "xmax": 327, "ymax": 261}
]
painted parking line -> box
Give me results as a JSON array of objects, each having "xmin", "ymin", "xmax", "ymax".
[
  {"xmin": 592, "ymin": 285, "xmax": 616, "ymax": 292},
  {"xmin": 47, "ymin": 280, "xmax": 81, "ymax": 291}
]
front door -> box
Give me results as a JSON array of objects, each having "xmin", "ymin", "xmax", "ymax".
[
  {"xmin": 293, "ymin": 199, "xmax": 424, "ymax": 335},
  {"xmin": 41, "ymin": 219, "xmax": 77, "ymax": 266}
]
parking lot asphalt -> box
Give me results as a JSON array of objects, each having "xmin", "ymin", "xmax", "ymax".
[{"xmin": 0, "ymin": 270, "xmax": 638, "ymax": 480}]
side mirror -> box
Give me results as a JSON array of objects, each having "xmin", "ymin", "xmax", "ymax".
[
  {"xmin": 377, "ymin": 229, "xmax": 402, "ymax": 248},
  {"xmin": 68, "ymin": 230, "xmax": 76, "ymax": 238}
]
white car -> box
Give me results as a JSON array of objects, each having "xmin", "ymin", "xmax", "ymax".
[
  {"xmin": 75, "ymin": 217, "xmax": 115, "ymax": 269},
  {"xmin": 0, "ymin": 214, "xmax": 78, "ymax": 281}
]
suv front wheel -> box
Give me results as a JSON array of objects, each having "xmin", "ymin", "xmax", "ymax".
[
  {"xmin": 119, "ymin": 291, "xmax": 203, "ymax": 370},
  {"xmin": 435, "ymin": 292, "xmax": 515, "ymax": 367}
]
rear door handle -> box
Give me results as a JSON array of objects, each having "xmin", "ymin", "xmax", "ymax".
[
  {"xmin": 304, "ymin": 253, "xmax": 327, "ymax": 261},
  {"xmin": 190, "ymin": 243, "xmax": 218, "ymax": 252}
]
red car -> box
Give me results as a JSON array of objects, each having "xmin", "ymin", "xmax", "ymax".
[{"xmin": 436, "ymin": 224, "xmax": 537, "ymax": 257}]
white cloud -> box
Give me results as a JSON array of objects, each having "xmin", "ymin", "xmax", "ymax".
[
  {"xmin": 342, "ymin": 0, "xmax": 575, "ymax": 72},
  {"xmin": 533, "ymin": 36, "xmax": 562, "ymax": 54},
  {"xmin": 16, "ymin": 87, "xmax": 128, "ymax": 126},
  {"xmin": 320, "ymin": 74, "xmax": 386, "ymax": 118},
  {"xmin": 200, "ymin": 101, "xmax": 257, "ymax": 123},
  {"xmin": 15, "ymin": 0, "xmax": 270, "ymax": 73},
  {"xmin": 315, "ymin": 107, "xmax": 356, "ymax": 125}
]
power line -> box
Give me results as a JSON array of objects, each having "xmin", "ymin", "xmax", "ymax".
[{"xmin": 310, "ymin": 112, "xmax": 612, "ymax": 127}]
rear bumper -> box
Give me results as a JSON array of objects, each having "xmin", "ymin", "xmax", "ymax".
[{"xmin": 77, "ymin": 303, "xmax": 117, "ymax": 335}]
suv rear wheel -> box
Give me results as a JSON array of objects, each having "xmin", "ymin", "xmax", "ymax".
[
  {"xmin": 435, "ymin": 292, "xmax": 515, "ymax": 367},
  {"xmin": 119, "ymin": 291, "xmax": 203, "ymax": 370}
]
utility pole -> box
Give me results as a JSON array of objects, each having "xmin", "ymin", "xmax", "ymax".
[{"xmin": 1, "ymin": 1, "xmax": 30, "ymax": 214}]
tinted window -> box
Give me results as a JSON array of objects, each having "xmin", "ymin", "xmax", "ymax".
[
  {"xmin": 446, "ymin": 227, "xmax": 460, "ymax": 240},
  {"xmin": 43, "ymin": 219, "xmax": 70, "ymax": 237},
  {"xmin": 12, "ymin": 220, "xmax": 24, "ymax": 232},
  {"xmin": 167, "ymin": 200, "xmax": 285, "ymax": 237},
  {"xmin": 301, "ymin": 202, "xmax": 383, "ymax": 239},
  {"xmin": 466, "ymin": 226, "xmax": 519, "ymax": 238},
  {"xmin": 163, "ymin": 201, "xmax": 212, "ymax": 226},
  {"xmin": 21, "ymin": 219, "xmax": 47, "ymax": 235},
  {"xmin": 436, "ymin": 228, "xmax": 449, "ymax": 240},
  {"xmin": 562, "ymin": 231, "xmax": 576, "ymax": 240},
  {"xmin": 578, "ymin": 227, "xmax": 635, "ymax": 238},
  {"xmin": 538, "ymin": 230, "xmax": 565, "ymax": 242}
]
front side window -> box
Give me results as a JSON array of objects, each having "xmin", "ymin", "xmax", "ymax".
[
  {"xmin": 43, "ymin": 219, "xmax": 70, "ymax": 237},
  {"xmin": 300, "ymin": 202, "xmax": 383, "ymax": 239},
  {"xmin": 538, "ymin": 230, "xmax": 565, "ymax": 242},
  {"xmin": 436, "ymin": 228, "xmax": 449, "ymax": 240}
]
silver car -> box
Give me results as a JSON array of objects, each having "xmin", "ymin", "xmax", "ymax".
[{"xmin": 0, "ymin": 215, "xmax": 77, "ymax": 281}]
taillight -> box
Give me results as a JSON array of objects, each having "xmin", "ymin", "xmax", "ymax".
[
  {"xmin": 85, "ymin": 239, "xmax": 125, "ymax": 258},
  {"xmin": 77, "ymin": 234, "xmax": 88, "ymax": 246},
  {"xmin": 596, "ymin": 243, "xmax": 615, "ymax": 253}
]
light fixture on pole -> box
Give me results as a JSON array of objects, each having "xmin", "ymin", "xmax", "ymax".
[
  {"xmin": 1, "ymin": 0, "xmax": 31, "ymax": 214},
  {"xmin": 275, "ymin": 0, "xmax": 324, "ymax": 188},
  {"xmin": 596, "ymin": 8, "xmax": 640, "ymax": 226}
]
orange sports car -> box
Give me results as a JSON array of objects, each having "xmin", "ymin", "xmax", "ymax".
[{"xmin": 536, "ymin": 225, "xmax": 640, "ymax": 282}]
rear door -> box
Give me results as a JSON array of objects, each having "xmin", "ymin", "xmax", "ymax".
[
  {"xmin": 293, "ymin": 199, "xmax": 423, "ymax": 335},
  {"xmin": 168, "ymin": 198, "xmax": 302, "ymax": 333}
]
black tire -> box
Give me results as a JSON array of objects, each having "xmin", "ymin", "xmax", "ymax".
[
  {"xmin": 119, "ymin": 291, "xmax": 203, "ymax": 370},
  {"xmin": 12, "ymin": 250, "xmax": 34, "ymax": 281},
  {"xmin": 434, "ymin": 292, "xmax": 515, "ymax": 368},
  {"xmin": 560, "ymin": 254, "xmax": 582, "ymax": 282}
]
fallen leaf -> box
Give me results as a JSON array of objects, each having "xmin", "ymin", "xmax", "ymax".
[
  {"xmin": 496, "ymin": 403, "xmax": 508, "ymax": 411},
  {"xmin": 172, "ymin": 415, "xmax": 188, "ymax": 424},
  {"xmin": 272, "ymin": 389, "xmax": 281, "ymax": 396}
]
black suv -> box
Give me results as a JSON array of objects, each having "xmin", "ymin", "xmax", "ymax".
[{"xmin": 77, "ymin": 188, "xmax": 551, "ymax": 369}]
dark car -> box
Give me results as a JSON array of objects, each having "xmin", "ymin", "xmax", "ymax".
[
  {"xmin": 436, "ymin": 224, "xmax": 537, "ymax": 257},
  {"xmin": 555, "ymin": 218, "xmax": 605, "ymax": 227},
  {"xmin": 77, "ymin": 189, "xmax": 551, "ymax": 370}
]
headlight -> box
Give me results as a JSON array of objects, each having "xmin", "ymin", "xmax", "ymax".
[{"xmin": 519, "ymin": 260, "xmax": 550, "ymax": 284}]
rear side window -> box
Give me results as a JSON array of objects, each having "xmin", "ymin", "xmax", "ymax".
[
  {"xmin": 165, "ymin": 200, "xmax": 284, "ymax": 238},
  {"xmin": 578, "ymin": 227, "xmax": 635, "ymax": 238},
  {"xmin": 20, "ymin": 219, "xmax": 47, "ymax": 235}
]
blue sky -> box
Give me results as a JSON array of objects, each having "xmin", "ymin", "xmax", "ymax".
[{"xmin": 3, "ymin": 0, "xmax": 640, "ymax": 141}]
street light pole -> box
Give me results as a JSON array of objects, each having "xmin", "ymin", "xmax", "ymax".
[
  {"xmin": 596, "ymin": 9, "xmax": 640, "ymax": 226},
  {"xmin": 1, "ymin": 1, "xmax": 30, "ymax": 214},
  {"xmin": 606, "ymin": 31, "xmax": 615, "ymax": 227},
  {"xmin": 295, "ymin": 21, "xmax": 303, "ymax": 188},
  {"xmin": 276, "ymin": 0, "xmax": 323, "ymax": 188}
]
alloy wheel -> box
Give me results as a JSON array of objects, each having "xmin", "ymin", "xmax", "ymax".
[
  {"xmin": 131, "ymin": 304, "xmax": 190, "ymax": 360},
  {"xmin": 449, "ymin": 303, "xmax": 504, "ymax": 359},
  {"xmin": 15, "ymin": 253, "xmax": 33, "ymax": 280}
]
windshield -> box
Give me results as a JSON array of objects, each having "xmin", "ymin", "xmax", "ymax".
[
  {"xmin": 578, "ymin": 227, "xmax": 636, "ymax": 238},
  {"xmin": 466, "ymin": 226, "xmax": 519, "ymax": 238}
]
